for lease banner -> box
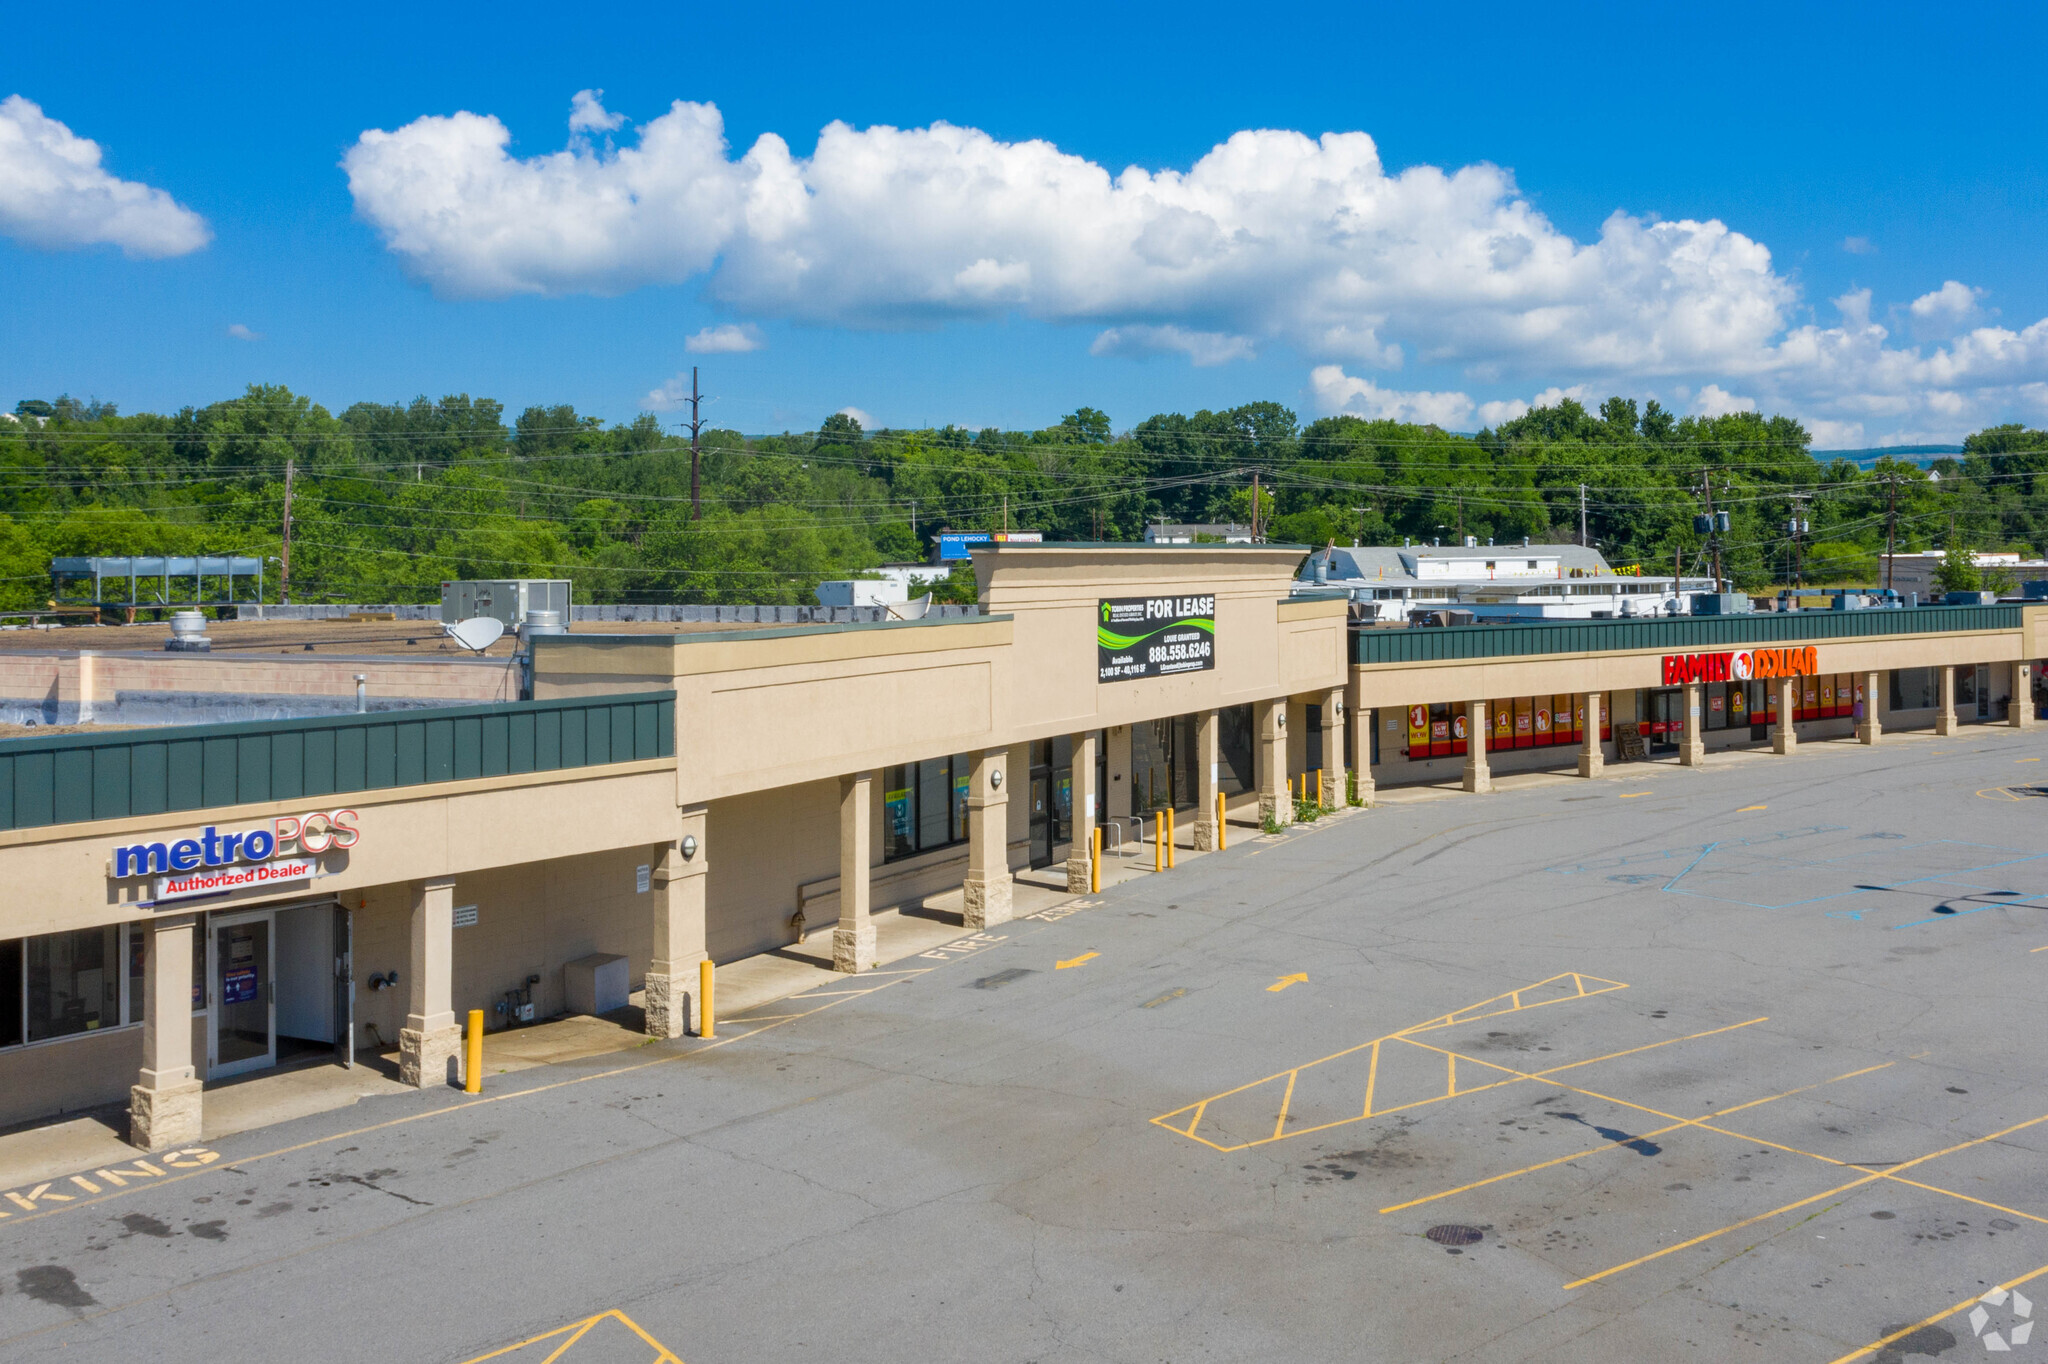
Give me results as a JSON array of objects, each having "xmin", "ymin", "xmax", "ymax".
[{"xmin": 1097, "ymin": 595, "xmax": 1216, "ymax": 682}]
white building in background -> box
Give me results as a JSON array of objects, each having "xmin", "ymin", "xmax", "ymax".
[
  {"xmin": 1295, "ymin": 541, "xmax": 1719, "ymax": 622},
  {"xmin": 1880, "ymin": 550, "xmax": 2048, "ymax": 601},
  {"xmin": 1143, "ymin": 523, "xmax": 1257, "ymax": 544},
  {"xmin": 814, "ymin": 564, "xmax": 951, "ymax": 608}
]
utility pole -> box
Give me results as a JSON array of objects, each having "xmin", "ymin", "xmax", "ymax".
[
  {"xmin": 1698, "ymin": 469, "xmax": 1722, "ymax": 591},
  {"xmin": 685, "ymin": 366, "xmax": 706, "ymax": 521},
  {"xmin": 1251, "ymin": 471, "xmax": 1261, "ymax": 540},
  {"xmin": 1884, "ymin": 470, "xmax": 1899, "ymax": 590},
  {"xmin": 280, "ymin": 456, "xmax": 296, "ymax": 606},
  {"xmin": 1789, "ymin": 494, "xmax": 1809, "ymax": 590},
  {"xmin": 1351, "ymin": 506, "xmax": 1367, "ymax": 547},
  {"xmin": 1578, "ymin": 483, "xmax": 1588, "ymax": 548}
]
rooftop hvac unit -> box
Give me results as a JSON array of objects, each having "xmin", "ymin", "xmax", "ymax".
[{"xmin": 439, "ymin": 579, "xmax": 572, "ymax": 628}]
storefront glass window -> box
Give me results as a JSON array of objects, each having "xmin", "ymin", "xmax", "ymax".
[
  {"xmin": 0, "ymin": 939, "xmax": 21, "ymax": 1048},
  {"xmin": 883, "ymin": 755, "xmax": 972, "ymax": 862},
  {"xmin": 1892, "ymin": 668, "xmax": 1936, "ymax": 711},
  {"xmin": 129, "ymin": 924, "xmax": 146, "ymax": 1025},
  {"xmin": 25, "ymin": 925, "xmax": 120, "ymax": 1043}
]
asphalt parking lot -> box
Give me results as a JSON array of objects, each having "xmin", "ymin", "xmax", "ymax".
[{"xmin": 2, "ymin": 729, "xmax": 2046, "ymax": 1363}]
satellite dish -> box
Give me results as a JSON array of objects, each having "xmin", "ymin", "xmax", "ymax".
[{"xmin": 444, "ymin": 616, "xmax": 506, "ymax": 653}]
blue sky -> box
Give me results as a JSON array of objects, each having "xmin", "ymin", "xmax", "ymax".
[{"xmin": 4, "ymin": 1, "xmax": 2045, "ymax": 446}]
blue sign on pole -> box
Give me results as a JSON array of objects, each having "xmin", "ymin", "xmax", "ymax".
[{"xmin": 936, "ymin": 531, "xmax": 1042, "ymax": 561}]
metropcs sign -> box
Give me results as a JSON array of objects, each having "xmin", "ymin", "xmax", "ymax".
[
  {"xmin": 1661, "ymin": 646, "xmax": 1820, "ymax": 686},
  {"xmin": 112, "ymin": 809, "xmax": 361, "ymax": 905}
]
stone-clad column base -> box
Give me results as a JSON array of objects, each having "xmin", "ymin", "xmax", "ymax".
[
  {"xmin": 833, "ymin": 922, "xmax": 877, "ymax": 972},
  {"xmin": 129, "ymin": 1078, "xmax": 202, "ymax": 1151},
  {"xmin": 400, "ymin": 1025, "xmax": 463, "ymax": 1089},
  {"xmin": 1065, "ymin": 850, "xmax": 1092, "ymax": 893},
  {"xmin": 643, "ymin": 971, "xmax": 694, "ymax": 1039},
  {"xmin": 964, "ymin": 876, "xmax": 1012, "ymax": 929}
]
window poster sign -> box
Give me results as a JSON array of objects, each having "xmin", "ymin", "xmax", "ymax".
[
  {"xmin": 1097, "ymin": 595, "xmax": 1216, "ymax": 682},
  {"xmin": 223, "ymin": 967, "xmax": 258, "ymax": 1005}
]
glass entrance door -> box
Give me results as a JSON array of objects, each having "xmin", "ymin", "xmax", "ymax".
[
  {"xmin": 1648, "ymin": 689, "xmax": 1683, "ymax": 752},
  {"xmin": 210, "ymin": 913, "xmax": 274, "ymax": 1078},
  {"xmin": 1029, "ymin": 767, "xmax": 1053, "ymax": 868}
]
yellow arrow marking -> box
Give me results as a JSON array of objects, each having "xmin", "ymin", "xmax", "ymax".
[
  {"xmin": 1267, "ymin": 973, "xmax": 1309, "ymax": 992},
  {"xmin": 1056, "ymin": 951, "xmax": 1099, "ymax": 970},
  {"xmin": 1737, "ymin": 804, "xmax": 1766, "ymax": 812}
]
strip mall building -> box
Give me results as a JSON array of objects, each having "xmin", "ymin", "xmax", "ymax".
[{"xmin": 0, "ymin": 545, "xmax": 2040, "ymax": 1149}]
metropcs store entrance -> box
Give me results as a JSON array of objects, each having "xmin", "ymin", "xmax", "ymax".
[{"xmin": 204, "ymin": 900, "xmax": 352, "ymax": 1079}]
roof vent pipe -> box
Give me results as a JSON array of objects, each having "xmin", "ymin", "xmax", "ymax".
[{"xmin": 1523, "ymin": 536, "xmax": 1531, "ymax": 547}]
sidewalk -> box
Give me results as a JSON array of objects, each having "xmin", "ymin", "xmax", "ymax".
[{"xmin": 0, "ymin": 789, "xmax": 1294, "ymax": 1188}]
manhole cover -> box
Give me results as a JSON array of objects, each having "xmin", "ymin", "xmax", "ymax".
[
  {"xmin": 967, "ymin": 968, "xmax": 1035, "ymax": 990},
  {"xmin": 1425, "ymin": 1224, "xmax": 1483, "ymax": 1246}
]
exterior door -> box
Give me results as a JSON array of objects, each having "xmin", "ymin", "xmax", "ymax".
[
  {"xmin": 1029, "ymin": 767, "xmax": 1053, "ymax": 869},
  {"xmin": 333, "ymin": 906, "xmax": 354, "ymax": 1069},
  {"xmin": 1649, "ymin": 689, "xmax": 1683, "ymax": 751},
  {"xmin": 209, "ymin": 912, "xmax": 275, "ymax": 1078}
]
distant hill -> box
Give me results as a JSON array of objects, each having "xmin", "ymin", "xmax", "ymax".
[{"xmin": 1812, "ymin": 444, "xmax": 1965, "ymax": 468}]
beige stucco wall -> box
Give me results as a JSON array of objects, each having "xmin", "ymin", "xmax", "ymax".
[{"xmin": 0, "ymin": 760, "xmax": 680, "ymax": 940}]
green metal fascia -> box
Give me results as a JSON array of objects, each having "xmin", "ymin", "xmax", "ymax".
[
  {"xmin": 1351, "ymin": 605, "xmax": 2023, "ymax": 667},
  {"xmin": 0, "ymin": 691, "xmax": 677, "ymax": 833}
]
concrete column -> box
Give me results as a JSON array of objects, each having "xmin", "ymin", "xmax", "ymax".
[
  {"xmin": 644, "ymin": 810, "xmax": 708, "ymax": 1037},
  {"xmin": 963, "ymin": 747, "xmax": 1012, "ymax": 928},
  {"xmin": 1256, "ymin": 698, "xmax": 1292, "ymax": 826},
  {"xmin": 1936, "ymin": 665, "xmax": 1958, "ymax": 736},
  {"xmin": 1192, "ymin": 710, "xmax": 1222, "ymax": 849},
  {"xmin": 401, "ymin": 876, "xmax": 461, "ymax": 1088},
  {"xmin": 1774, "ymin": 676, "xmax": 1799, "ymax": 754},
  {"xmin": 1577, "ymin": 693, "xmax": 1605, "ymax": 778},
  {"xmin": 1462, "ymin": 699, "xmax": 1492, "ymax": 793},
  {"xmin": 129, "ymin": 914, "xmax": 202, "ymax": 1151},
  {"xmin": 1065, "ymin": 731, "xmax": 1098, "ymax": 892},
  {"xmin": 1349, "ymin": 691, "xmax": 1375, "ymax": 803},
  {"xmin": 2011, "ymin": 662, "xmax": 2035, "ymax": 730},
  {"xmin": 1857, "ymin": 671, "xmax": 1883, "ymax": 744},
  {"xmin": 1679, "ymin": 681, "xmax": 1706, "ymax": 767},
  {"xmin": 1320, "ymin": 688, "xmax": 1344, "ymax": 807},
  {"xmin": 834, "ymin": 771, "xmax": 875, "ymax": 972}
]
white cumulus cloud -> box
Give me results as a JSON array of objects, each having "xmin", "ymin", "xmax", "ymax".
[
  {"xmin": 1310, "ymin": 366, "xmax": 1475, "ymax": 427},
  {"xmin": 685, "ymin": 323, "xmax": 763, "ymax": 353},
  {"xmin": 226, "ymin": 323, "xmax": 263, "ymax": 341},
  {"xmin": 1476, "ymin": 385, "xmax": 1592, "ymax": 427},
  {"xmin": 343, "ymin": 93, "xmax": 2048, "ymax": 441},
  {"xmin": 0, "ymin": 95, "xmax": 210, "ymax": 257},
  {"xmin": 1091, "ymin": 324, "xmax": 1254, "ymax": 366},
  {"xmin": 836, "ymin": 406, "xmax": 875, "ymax": 430},
  {"xmin": 1908, "ymin": 279, "xmax": 1984, "ymax": 325},
  {"xmin": 1691, "ymin": 384, "xmax": 1756, "ymax": 417}
]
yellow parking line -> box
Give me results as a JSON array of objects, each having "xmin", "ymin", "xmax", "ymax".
[
  {"xmin": 1377, "ymin": 1062, "xmax": 1891, "ymax": 1215},
  {"xmin": 1737, "ymin": 804, "xmax": 1767, "ymax": 812},
  {"xmin": 1619, "ymin": 791, "xmax": 1653, "ymax": 798},
  {"xmin": 1830, "ymin": 1259, "xmax": 2048, "ymax": 1364},
  {"xmin": 1562, "ymin": 1112, "xmax": 2048, "ymax": 1290}
]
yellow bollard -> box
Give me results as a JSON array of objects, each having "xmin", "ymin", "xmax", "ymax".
[
  {"xmin": 464, "ymin": 1009, "xmax": 483, "ymax": 1094},
  {"xmin": 1153, "ymin": 814, "xmax": 1163, "ymax": 872},
  {"xmin": 699, "ymin": 958, "xmax": 715, "ymax": 1038},
  {"xmin": 1217, "ymin": 791, "xmax": 1226, "ymax": 850},
  {"xmin": 1167, "ymin": 808, "xmax": 1176, "ymax": 868},
  {"xmin": 1090, "ymin": 825, "xmax": 1102, "ymax": 893}
]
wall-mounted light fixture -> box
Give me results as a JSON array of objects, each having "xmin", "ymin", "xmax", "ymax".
[
  {"xmin": 680, "ymin": 834, "xmax": 699, "ymax": 861},
  {"xmin": 990, "ymin": 768, "xmax": 1003, "ymax": 790}
]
